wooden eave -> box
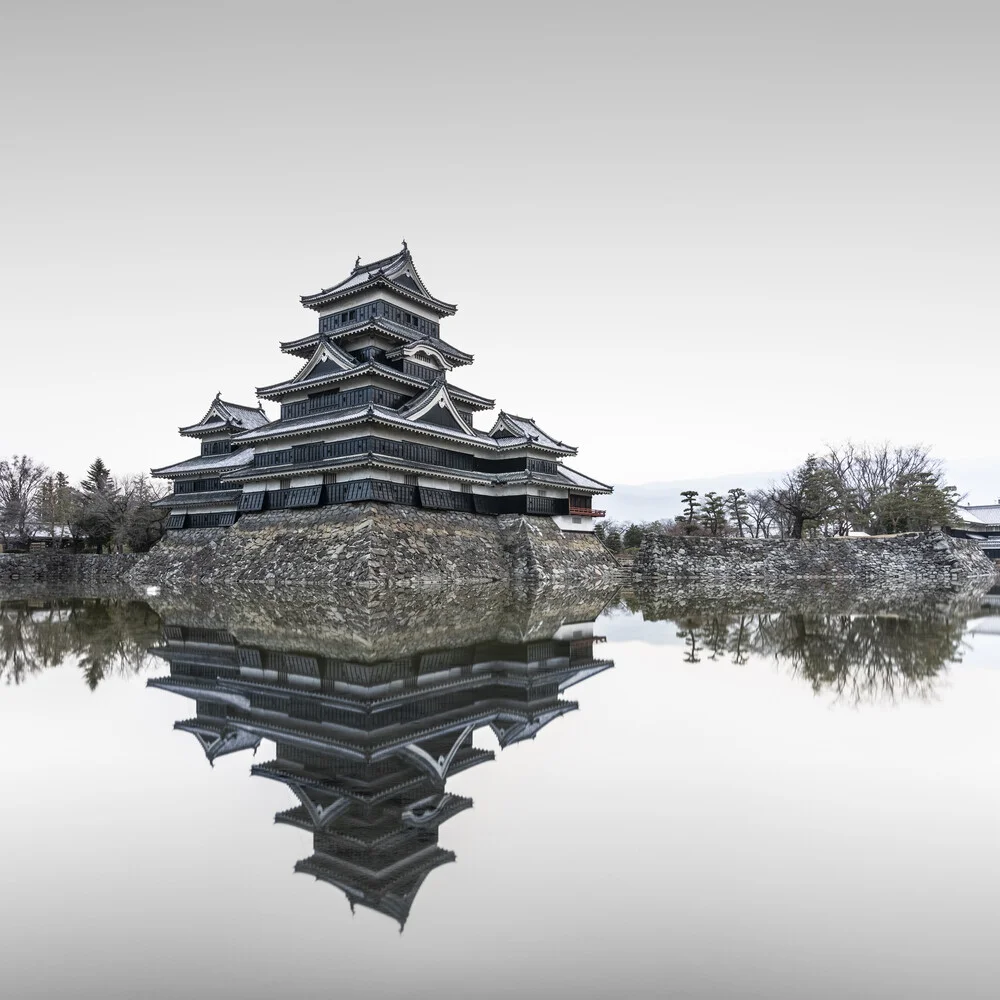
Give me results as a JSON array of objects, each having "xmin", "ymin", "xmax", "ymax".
[
  {"xmin": 279, "ymin": 320, "xmax": 473, "ymax": 367},
  {"xmin": 446, "ymin": 385, "xmax": 495, "ymax": 410},
  {"xmin": 256, "ymin": 362, "xmax": 427, "ymax": 400},
  {"xmin": 178, "ymin": 420, "xmax": 238, "ymax": 439},
  {"xmin": 495, "ymin": 471, "xmax": 609, "ymax": 494},
  {"xmin": 220, "ymin": 453, "xmax": 497, "ymax": 487},
  {"xmin": 152, "ymin": 489, "xmax": 242, "ymax": 508},
  {"xmin": 229, "ymin": 405, "xmax": 572, "ymax": 455}
]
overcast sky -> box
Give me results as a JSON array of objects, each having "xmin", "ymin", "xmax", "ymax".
[{"xmin": 2, "ymin": 2, "xmax": 998, "ymax": 494}]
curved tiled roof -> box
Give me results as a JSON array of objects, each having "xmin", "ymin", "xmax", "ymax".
[
  {"xmin": 300, "ymin": 245, "xmax": 457, "ymax": 316},
  {"xmin": 180, "ymin": 395, "xmax": 270, "ymax": 437},
  {"xmin": 279, "ymin": 320, "xmax": 473, "ymax": 366},
  {"xmin": 231, "ymin": 404, "xmax": 576, "ymax": 455},
  {"xmin": 151, "ymin": 447, "xmax": 255, "ymax": 478}
]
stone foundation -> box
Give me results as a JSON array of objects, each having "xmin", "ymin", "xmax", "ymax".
[
  {"xmin": 632, "ymin": 530, "xmax": 996, "ymax": 586},
  {"xmin": 128, "ymin": 504, "xmax": 620, "ymax": 590}
]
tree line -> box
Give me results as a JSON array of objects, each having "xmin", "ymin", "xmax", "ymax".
[
  {"xmin": 0, "ymin": 455, "xmax": 168, "ymax": 553},
  {"xmin": 597, "ymin": 442, "xmax": 963, "ymax": 551}
]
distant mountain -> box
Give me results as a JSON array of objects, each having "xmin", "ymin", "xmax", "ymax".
[
  {"xmin": 604, "ymin": 470, "xmax": 782, "ymax": 525},
  {"xmin": 605, "ymin": 457, "xmax": 1000, "ymax": 526}
]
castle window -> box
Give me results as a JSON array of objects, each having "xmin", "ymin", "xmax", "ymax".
[
  {"xmin": 404, "ymin": 474, "xmax": 418, "ymax": 486},
  {"xmin": 461, "ymin": 484, "xmax": 472, "ymax": 494},
  {"xmin": 279, "ymin": 478, "xmax": 291, "ymax": 491},
  {"xmin": 323, "ymin": 473, "xmax": 337, "ymax": 485}
]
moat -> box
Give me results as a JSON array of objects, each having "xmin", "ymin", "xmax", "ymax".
[{"xmin": 2, "ymin": 586, "xmax": 1000, "ymax": 999}]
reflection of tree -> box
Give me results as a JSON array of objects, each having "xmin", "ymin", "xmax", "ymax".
[
  {"xmin": 667, "ymin": 610, "xmax": 965, "ymax": 703},
  {"xmin": 753, "ymin": 613, "xmax": 964, "ymax": 703},
  {"xmin": 0, "ymin": 600, "xmax": 162, "ymax": 688}
]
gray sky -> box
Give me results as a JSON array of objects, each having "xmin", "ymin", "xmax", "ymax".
[{"xmin": 2, "ymin": 2, "xmax": 998, "ymax": 493}]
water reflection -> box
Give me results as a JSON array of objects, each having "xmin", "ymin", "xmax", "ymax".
[
  {"xmin": 0, "ymin": 598, "xmax": 162, "ymax": 688},
  {"xmin": 148, "ymin": 593, "xmax": 614, "ymax": 926},
  {"xmin": 621, "ymin": 584, "xmax": 990, "ymax": 702},
  {"xmin": 669, "ymin": 612, "xmax": 965, "ymax": 702}
]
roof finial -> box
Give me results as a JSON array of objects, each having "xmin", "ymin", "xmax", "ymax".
[
  {"xmin": 354, "ymin": 255, "xmax": 361, "ymax": 269},
  {"xmin": 402, "ymin": 239, "xmax": 408, "ymax": 252}
]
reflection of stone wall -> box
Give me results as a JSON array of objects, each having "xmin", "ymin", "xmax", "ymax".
[
  {"xmin": 632, "ymin": 530, "xmax": 995, "ymax": 587},
  {"xmin": 129, "ymin": 503, "xmax": 619, "ymax": 589},
  {"xmin": 624, "ymin": 575, "xmax": 993, "ymax": 621},
  {"xmin": 0, "ymin": 553, "xmax": 140, "ymax": 595},
  {"xmin": 147, "ymin": 581, "xmax": 618, "ymax": 660}
]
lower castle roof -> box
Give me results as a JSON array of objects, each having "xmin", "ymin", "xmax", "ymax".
[
  {"xmin": 151, "ymin": 447, "xmax": 255, "ymax": 479},
  {"xmin": 152, "ymin": 489, "xmax": 243, "ymax": 508},
  {"xmin": 231, "ymin": 405, "xmax": 576, "ymax": 455}
]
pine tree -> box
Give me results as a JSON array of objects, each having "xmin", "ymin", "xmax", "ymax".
[
  {"xmin": 77, "ymin": 458, "xmax": 120, "ymax": 552},
  {"xmin": 623, "ymin": 523, "xmax": 644, "ymax": 549},
  {"xmin": 81, "ymin": 458, "xmax": 115, "ymax": 496},
  {"xmin": 700, "ymin": 492, "xmax": 729, "ymax": 536},
  {"xmin": 679, "ymin": 491, "xmax": 700, "ymax": 535},
  {"xmin": 726, "ymin": 488, "xmax": 749, "ymax": 537}
]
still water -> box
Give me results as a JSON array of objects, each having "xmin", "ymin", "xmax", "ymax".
[{"xmin": 2, "ymin": 588, "xmax": 1000, "ymax": 999}]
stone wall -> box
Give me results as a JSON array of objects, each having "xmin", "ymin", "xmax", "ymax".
[
  {"xmin": 129, "ymin": 504, "xmax": 620, "ymax": 590},
  {"xmin": 632, "ymin": 530, "xmax": 996, "ymax": 586},
  {"xmin": 499, "ymin": 514, "xmax": 621, "ymax": 588}
]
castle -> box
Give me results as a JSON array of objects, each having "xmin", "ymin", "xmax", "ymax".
[{"xmin": 152, "ymin": 245, "xmax": 611, "ymax": 532}]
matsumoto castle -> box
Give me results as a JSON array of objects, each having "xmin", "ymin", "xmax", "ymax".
[{"xmin": 153, "ymin": 245, "xmax": 611, "ymax": 531}]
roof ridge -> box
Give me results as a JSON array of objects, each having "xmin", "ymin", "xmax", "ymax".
[{"xmin": 353, "ymin": 247, "xmax": 407, "ymax": 274}]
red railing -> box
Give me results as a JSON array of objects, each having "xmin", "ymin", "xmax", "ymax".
[{"xmin": 569, "ymin": 505, "xmax": 606, "ymax": 517}]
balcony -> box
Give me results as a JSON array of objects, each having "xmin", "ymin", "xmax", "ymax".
[{"xmin": 569, "ymin": 505, "xmax": 605, "ymax": 518}]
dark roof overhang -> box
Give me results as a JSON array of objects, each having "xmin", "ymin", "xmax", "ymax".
[{"xmin": 300, "ymin": 276, "xmax": 457, "ymax": 317}]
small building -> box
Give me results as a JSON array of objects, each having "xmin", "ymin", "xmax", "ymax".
[
  {"xmin": 953, "ymin": 503, "xmax": 1000, "ymax": 560},
  {"xmin": 152, "ymin": 245, "xmax": 611, "ymax": 532},
  {"xmin": 151, "ymin": 395, "xmax": 269, "ymax": 530}
]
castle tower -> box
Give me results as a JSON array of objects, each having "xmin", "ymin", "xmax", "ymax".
[{"xmin": 152, "ymin": 245, "xmax": 611, "ymax": 530}]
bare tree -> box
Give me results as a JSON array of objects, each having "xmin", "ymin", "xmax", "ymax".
[
  {"xmin": 114, "ymin": 474, "xmax": 170, "ymax": 552},
  {"xmin": 766, "ymin": 455, "xmax": 841, "ymax": 539},
  {"xmin": 0, "ymin": 455, "xmax": 48, "ymax": 548},
  {"xmin": 823, "ymin": 442, "xmax": 958, "ymax": 534},
  {"xmin": 744, "ymin": 489, "xmax": 777, "ymax": 538}
]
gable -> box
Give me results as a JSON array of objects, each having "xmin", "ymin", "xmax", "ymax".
[
  {"xmin": 420, "ymin": 401, "xmax": 464, "ymax": 431},
  {"xmin": 308, "ymin": 359, "xmax": 346, "ymax": 379},
  {"xmin": 296, "ymin": 339, "xmax": 358, "ymax": 383},
  {"xmin": 401, "ymin": 382, "xmax": 476, "ymax": 436},
  {"xmin": 393, "ymin": 273, "xmax": 421, "ymax": 293}
]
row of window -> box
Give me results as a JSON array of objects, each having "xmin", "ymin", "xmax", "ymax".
[
  {"xmin": 166, "ymin": 512, "xmax": 237, "ymax": 529},
  {"xmin": 280, "ymin": 386, "xmax": 409, "ymax": 420},
  {"xmin": 174, "ymin": 477, "xmax": 223, "ymax": 494},
  {"xmin": 200, "ymin": 439, "xmax": 232, "ymax": 456},
  {"xmin": 253, "ymin": 435, "xmax": 561, "ymax": 475},
  {"xmin": 317, "ymin": 299, "xmax": 440, "ymax": 338},
  {"xmin": 527, "ymin": 458, "xmax": 558, "ymax": 475},
  {"xmin": 170, "ymin": 483, "xmax": 578, "ymax": 527}
]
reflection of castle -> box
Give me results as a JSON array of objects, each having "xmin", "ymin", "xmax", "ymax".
[{"xmin": 149, "ymin": 614, "xmax": 612, "ymax": 926}]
